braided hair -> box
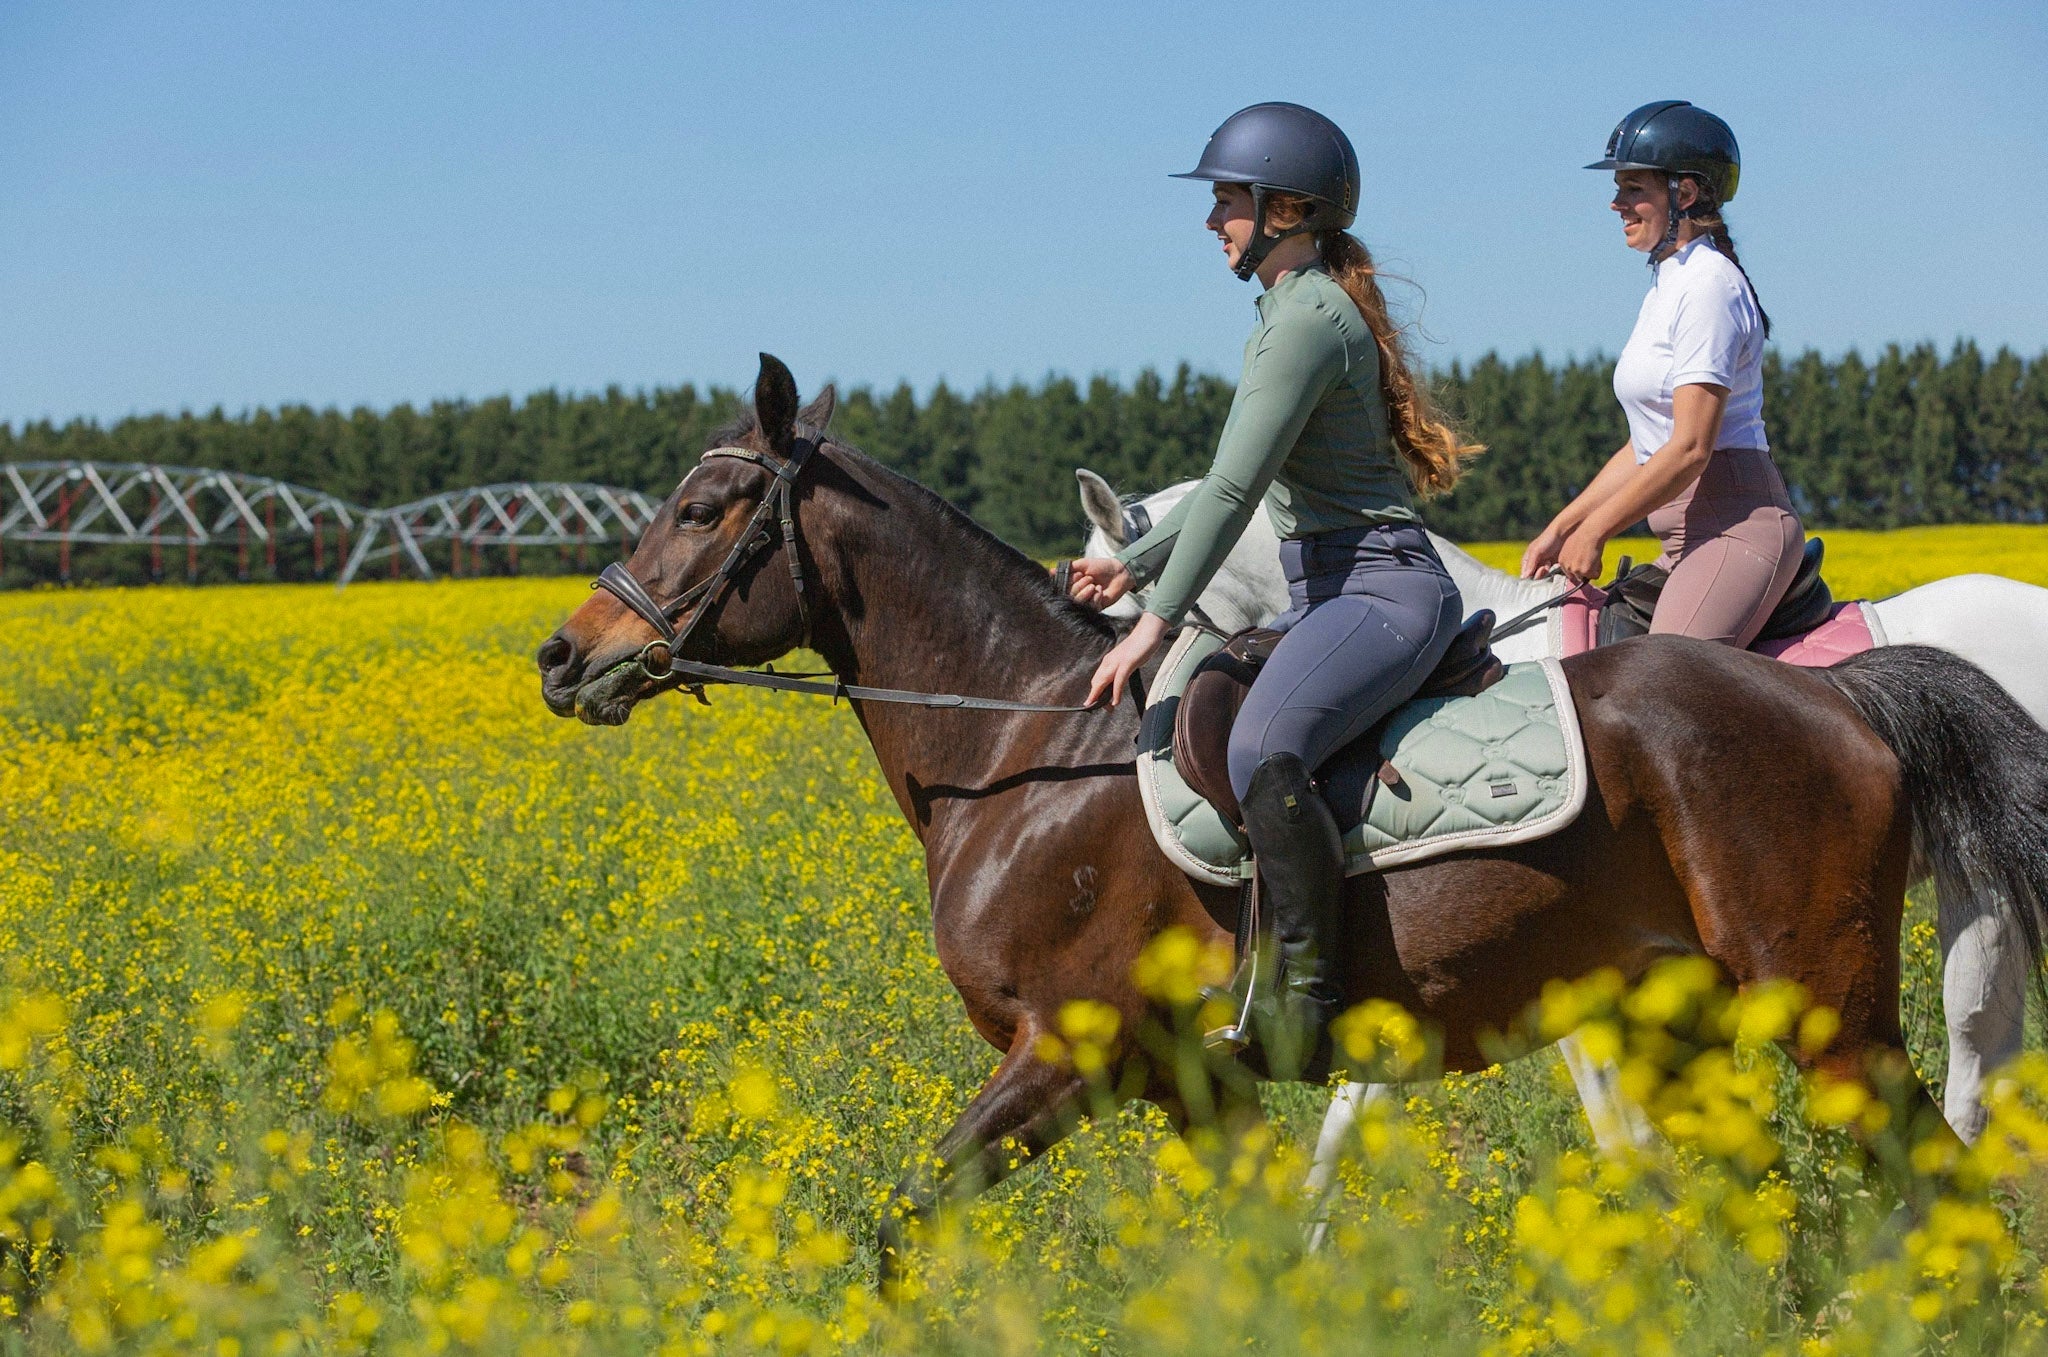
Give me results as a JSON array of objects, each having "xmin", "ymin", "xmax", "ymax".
[{"xmin": 1681, "ymin": 179, "xmax": 1772, "ymax": 338}]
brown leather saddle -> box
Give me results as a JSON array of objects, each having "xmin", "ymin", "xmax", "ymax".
[
  {"xmin": 1596, "ymin": 537, "xmax": 1834, "ymax": 649},
  {"xmin": 1171, "ymin": 610, "xmax": 1507, "ymax": 827}
]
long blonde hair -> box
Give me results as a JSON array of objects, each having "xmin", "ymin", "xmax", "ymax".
[{"xmin": 1266, "ymin": 195, "xmax": 1485, "ymax": 498}]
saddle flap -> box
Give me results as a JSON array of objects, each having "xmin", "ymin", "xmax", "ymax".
[{"xmin": 1171, "ymin": 628, "xmax": 1281, "ymax": 826}]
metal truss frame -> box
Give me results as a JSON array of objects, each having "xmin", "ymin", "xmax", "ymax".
[
  {"xmin": 1, "ymin": 461, "xmax": 662, "ymax": 587},
  {"xmin": 1, "ymin": 460, "xmax": 361, "ymax": 545},
  {"xmin": 335, "ymin": 482, "xmax": 663, "ymax": 585}
]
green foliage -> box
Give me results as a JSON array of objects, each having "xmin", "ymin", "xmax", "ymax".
[{"xmin": 4, "ymin": 345, "xmax": 2045, "ymax": 582}]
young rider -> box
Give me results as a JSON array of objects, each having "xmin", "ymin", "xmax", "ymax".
[
  {"xmin": 1521, "ymin": 101, "xmax": 1804, "ymax": 644},
  {"xmin": 1066, "ymin": 103, "xmax": 1483, "ymax": 1074}
]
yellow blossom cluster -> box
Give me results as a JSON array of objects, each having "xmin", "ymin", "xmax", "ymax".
[{"xmin": 0, "ymin": 547, "xmax": 2043, "ymax": 1352}]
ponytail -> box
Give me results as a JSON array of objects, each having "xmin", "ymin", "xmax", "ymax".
[{"xmin": 1313, "ymin": 229, "xmax": 1486, "ymax": 498}]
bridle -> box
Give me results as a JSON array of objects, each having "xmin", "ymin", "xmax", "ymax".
[
  {"xmin": 590, "ymin": 431, "xmax": 1108, "ymax": 714},
  {"xmin": 596, "ymin": 432, "xmax": 818, "ymax": 683}
]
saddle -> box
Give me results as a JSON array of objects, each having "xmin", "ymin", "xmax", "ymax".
[
  {"xmin": 1172, "ymin": 610, "xmax": 1507, "ymax": 827},
  {"xmin": 1595, "ymin": 537, "xmax": 1835, "ymax": 649}
]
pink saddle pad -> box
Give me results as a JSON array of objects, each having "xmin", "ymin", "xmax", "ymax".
[
  {"xmin": 1751, "ymin": 602, "xmax": 1875, "ymax": 667},
  {"xmin": 1558, "ymin": 590, "xmax": 1874, "ymax": 667}
]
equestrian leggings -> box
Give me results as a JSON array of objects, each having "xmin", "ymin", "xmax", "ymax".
[
  {"xmin": 1646, "ymin": 447, "xmax": 1805, "ymax": 646},
  {"xmin": 1226, "ymin": 523, "xmax": 1463, "ymax": 803}
]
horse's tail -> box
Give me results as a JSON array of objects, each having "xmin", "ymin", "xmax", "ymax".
[{"xmin": 1823, "ymin": 644, "xmax": 2048, "ymax": 975}]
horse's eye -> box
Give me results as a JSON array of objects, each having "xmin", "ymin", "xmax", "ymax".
[{"xmin": 679, "ymin": 502, "xmax": 717, "ymax": 527}]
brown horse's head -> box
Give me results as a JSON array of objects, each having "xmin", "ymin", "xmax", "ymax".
[{"xmin": 536, "ymin": 353, "xmax": 835, "ymax": 725}]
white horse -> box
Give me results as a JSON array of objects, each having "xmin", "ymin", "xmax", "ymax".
[{"xmin": 1076, "ymin": 469, "xmax": 2048, "ymax": 1166}]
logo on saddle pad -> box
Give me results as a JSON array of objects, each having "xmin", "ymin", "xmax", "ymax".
[{"xmin": 1136, "ymin": 627, "xmax": 1590, "ymax": 889}]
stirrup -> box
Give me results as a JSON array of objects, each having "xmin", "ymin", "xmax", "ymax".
[
  {"xmin": 1200, "ymin": 949, "xmax": 1262, "ymax": 1055},
  {"xmin": 1202, "ymin": 1024, "xmax": 1251, "ymax": 1056}
]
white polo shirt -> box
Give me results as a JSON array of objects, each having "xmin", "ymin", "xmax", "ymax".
[{"xmin": 1611, "ymin": 235, "xmax": 1769, "ymax": 463}]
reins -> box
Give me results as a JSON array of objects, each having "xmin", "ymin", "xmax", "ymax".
[
  {"xmin": 1486, "ymin": 558, "xmax": 1649, "ymax": 643},
  {"xmin": 592, "ymin": 434, "xmax": 1107, "ymax": 715}
]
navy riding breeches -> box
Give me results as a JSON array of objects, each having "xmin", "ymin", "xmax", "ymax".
[{"xmin": 1225, "ymin": 522, "xmax": 1463, "ymax": 803}]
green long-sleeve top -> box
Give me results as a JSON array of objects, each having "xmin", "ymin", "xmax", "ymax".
[{"xmin": 1114, "ymin": 263, "xmax": 1417, "ymax": 626}]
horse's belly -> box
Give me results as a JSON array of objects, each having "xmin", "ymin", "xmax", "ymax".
[{"xmin": 1353, "ymin": 801, "xmax": 1692, "ymax": 1070}]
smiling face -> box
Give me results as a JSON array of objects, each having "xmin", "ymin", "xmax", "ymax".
[
  {"xmin": 1610, "ymin": 169, "xmax": 1699, "ymax": 254},
  {"xmin": 1206, "ymin": 183, "xmax": 1257, "ymax": 271}
]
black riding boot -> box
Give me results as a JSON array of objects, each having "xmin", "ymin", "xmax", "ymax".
[{"xmin": 1206, "ymin": 752, "xmax": 1346, "ymax": 1081}]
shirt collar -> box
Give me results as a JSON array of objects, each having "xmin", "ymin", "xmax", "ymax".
[
  {"xmin": 1657, "ymin": 233, "xmax": 1717, "ymax": 276},
  {"xmin": 1255, "ymin": 259, "xmax": 1328, "ymax": 315}
]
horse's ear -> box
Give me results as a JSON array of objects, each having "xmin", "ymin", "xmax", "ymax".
[
  {"xmin": 754, "ymin": 353, "xmax": 799, "ymax": 452},
  {"xmin": 797, "ymin": 383, "xmax": 837, "ymax": 434},
  {"xmin": 1076, "ymin": 469, "xmax": 1126, "ymax": 546}
]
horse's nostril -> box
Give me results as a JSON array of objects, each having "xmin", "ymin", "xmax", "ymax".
[{"xmin": 536, "ymin": 635, "xmax": 574, "ymax": 674}]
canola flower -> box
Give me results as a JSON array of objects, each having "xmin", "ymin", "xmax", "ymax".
[{"xmin": 0, "ymin": 535, "xmax": 2041, "ymax": 1353}]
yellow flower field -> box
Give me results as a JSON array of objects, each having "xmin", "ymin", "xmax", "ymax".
[{"xmin": 0, "ymin": 523, "xmax": 2045, "ymax": 1353}]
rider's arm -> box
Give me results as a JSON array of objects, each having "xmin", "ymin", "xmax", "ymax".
[
  {"xmin": 1113, "ymin": 492, "xmax": 1196, "ymax": 590},
  {"xmin": 1577, "ymin": 383, "xmax": 1728, "ymax": 543},
  {"xmin": 1114, "ymin": 298, "xmax": 1346, "ymax": 626},
  {"xmin": 1574, "ymin": 267, "xmax": 1745, "ymax": 540},
  {"xmin": 1542, "ymin": 441, "xmax": 1640, "ymax": 539}
]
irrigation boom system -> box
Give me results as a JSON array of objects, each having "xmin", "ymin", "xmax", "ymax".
[{"xmin": 0, "ymin": 461, "xmax": 660, "ymax": 585}]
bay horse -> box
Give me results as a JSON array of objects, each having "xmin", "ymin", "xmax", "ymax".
[
  {"xmin": 537, "ymin": 356, "xmax": 2048, "ymax": 1280},
  {"xmin": 1080, "ymin": 473, "xmax": 2048, "ymax": 1148}
]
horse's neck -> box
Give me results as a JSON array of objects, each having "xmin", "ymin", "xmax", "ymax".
[
  {"xmin": 813, "ymin": 466, "xmax": 1125, "ymax": 831},
  {"xmin": 1425, "ymin": 532, "xmax": 1564, "ymax": 619}
]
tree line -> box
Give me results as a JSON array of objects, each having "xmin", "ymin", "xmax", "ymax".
[{"xmin": 2, "ymin": 342, "xmax": 2043, "ymax": 584}]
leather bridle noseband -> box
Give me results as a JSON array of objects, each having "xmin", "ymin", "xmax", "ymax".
[{"xmin": 590, "ymin": 432, "xmax": 1107, "ymax": 714}]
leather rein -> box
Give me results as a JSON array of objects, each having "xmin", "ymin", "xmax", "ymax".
[{"xmin": 591, "ymin": 434, "xmax": 1106, "ymax": 715}]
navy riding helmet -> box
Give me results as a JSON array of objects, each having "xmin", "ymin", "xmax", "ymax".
[
  {"xmin": 1174, "ymin": 103, "xmax": 1360, "ymax": 281},
  {"xmin": 1588, "ymin": 101, "xmax": 1742, "ymax": 261}
]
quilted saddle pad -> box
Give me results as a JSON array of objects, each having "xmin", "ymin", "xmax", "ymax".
[{"xmin": 1136, "ymin": 627, "xmax": 1590, "ymax": 888}]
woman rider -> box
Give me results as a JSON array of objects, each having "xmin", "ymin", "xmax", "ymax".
[
  {"xmin": 1521, "ymin": 101, "xmax": 1804, "ymax": 643},
  {"xmin": 1066, "ymin": 103, "xmax": 1484, "ymax": 1074}
]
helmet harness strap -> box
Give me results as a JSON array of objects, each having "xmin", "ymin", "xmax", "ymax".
[
  {"xmin": 1234, "ymin": 184, "xmax": 1321, "ymax": 282},
  {"xmin": 1652, "ymin": 174, "xmax": 1707, "ymax": 269}
]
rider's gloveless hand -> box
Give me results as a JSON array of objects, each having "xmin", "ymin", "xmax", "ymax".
[
  {"xmin": 1087, "ymin": 611, "xmax": 1169, "ymax": 708},
  {"xmin": 1067, "ymin": 557, "xmax": 1132, "ymax": 610}
]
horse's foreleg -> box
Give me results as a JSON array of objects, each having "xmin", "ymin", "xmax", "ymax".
[
  {"xmin": 879, "ymin": 1031, "xmax": 1090, "ymax": 1289},
  {"xmin": 1936, "ymin": 889, "xmax": 2029, "ymax": 1143}
]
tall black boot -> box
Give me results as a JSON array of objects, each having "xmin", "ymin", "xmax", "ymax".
[{"xmin": 1212, "ymin": 752, "xmax": 1347, "ymax": 1081}]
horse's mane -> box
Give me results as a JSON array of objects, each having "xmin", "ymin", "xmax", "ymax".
[{"xmin": 703, "ymin": 413, "xmax": 1118, "ymax": 646}]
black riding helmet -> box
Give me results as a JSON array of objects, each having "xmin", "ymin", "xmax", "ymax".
[
  {"xmin": 1174, "ymin": 103, "xmax": 1360, "ymax": 282},
  {"xmin": 1588, "ymin": 101, "xmax": 1742, "ymax": 264}
]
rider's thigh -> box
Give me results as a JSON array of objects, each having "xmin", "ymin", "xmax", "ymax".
[
  {"xmin": 1650, "ymin": 506, "xmax": 1802, "ymax": 646},
  {"xmin": 1226, "ymin": 573, "xmax": 1460, "ymax": 800}
]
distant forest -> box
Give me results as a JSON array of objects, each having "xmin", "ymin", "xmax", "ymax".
[{"xmin": 3, "ymin": 342, "xmax": 2044, "ymax": 584}]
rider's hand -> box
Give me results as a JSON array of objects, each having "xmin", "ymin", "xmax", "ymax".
[
  {"xmin": 1558, "ymin": 526, "xmax": 1607, "ymax": 586},
  {"xmin": 1067, "ymin": 557, "xmax": 1133, "ymax": 611},
  {"xmin": 1521, "ymin": 525, "xmax": 1567, "ymax": 580},
  {"xmin": 1087, "ymin": 611, "xmax": 1170, "ymax": 709}
]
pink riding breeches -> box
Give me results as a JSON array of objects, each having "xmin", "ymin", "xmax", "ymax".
[{"xmin": 1645, "ymin": 447, "xmax": 1805, "ymax": 647}]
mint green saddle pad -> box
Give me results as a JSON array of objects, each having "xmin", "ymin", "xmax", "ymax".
[{"xmin": 1136, "ymin": 627, "xmax": 1589, "ymax": 887}]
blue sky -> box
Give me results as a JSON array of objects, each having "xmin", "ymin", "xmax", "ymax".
[{"xmin": 2, "ymin": 0, "xmax": 2042, "ymax": 425}]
